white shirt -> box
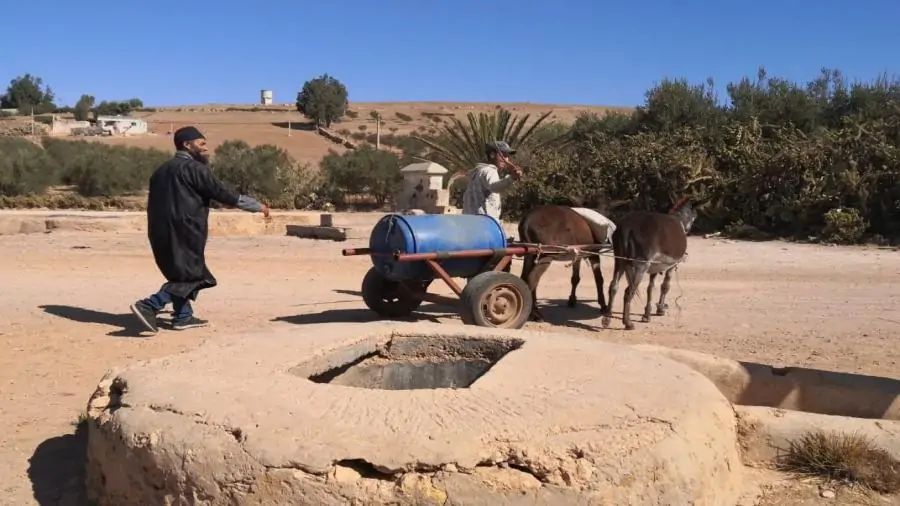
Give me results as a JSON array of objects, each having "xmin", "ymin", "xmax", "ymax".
[{"xmin": 461, "ymin": 163, "xmax": 516, "ymax": 220}]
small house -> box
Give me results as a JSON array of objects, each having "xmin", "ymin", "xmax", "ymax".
[{"xmin": 95, "ymin": 116, "xmax": 149, "ymax": 136}]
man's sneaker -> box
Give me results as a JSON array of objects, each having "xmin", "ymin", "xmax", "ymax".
[
  {"xmin": 171, "ymin": 316, "xmax": 209, "ymax": 331},
  {"xmin": 129, "ymin": 301, "xmax": 159, "ymax": 334}
]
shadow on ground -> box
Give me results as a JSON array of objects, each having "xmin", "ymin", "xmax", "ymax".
[
  {"xmin": 272, "ymin": 305, "xmax": 454, "ymax": 326},
  {"xmin": 536, "ymin": 298, "xmax": 614, "ymax": 331},
  {"xmin": 29, "ymin": 421, "xmax": 88, "ymax": 506},
  {"xmin": 39, "ymin": 304, "xmax": 149, "ymax": 338}
]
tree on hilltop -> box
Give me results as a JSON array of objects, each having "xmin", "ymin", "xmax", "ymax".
[
  {"xmin": 74, "ymin": 95, "xmax": 96, "ymax": 121},
  {"xmin": 296, "ymin": 74, "xmax": 349, "ymax": 128},
  {"xmin": 94, "ymin": 98, "xmax": 145, "ymax": 117},
  {"xmin": 1, "ymin": 74, "xmax": 56, "ymax": 114}
]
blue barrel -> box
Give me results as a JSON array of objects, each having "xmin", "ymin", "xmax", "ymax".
[{"xmin": 369, "ymin": 213, "xmax": 508, "ymax": 281}]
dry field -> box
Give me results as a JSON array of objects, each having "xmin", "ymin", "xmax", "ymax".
[
  {"xmin": 0, "ymin": 214, "xmax": 898, "ymax": 505},
  {"xmin": 88, "ymin": 101, "xmax": 628, "ymax": 166}
]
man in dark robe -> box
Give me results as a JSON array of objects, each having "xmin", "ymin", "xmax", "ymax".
[{"xmin": 130, "ymin": 126, "xmax": 270, "ymax": 333}]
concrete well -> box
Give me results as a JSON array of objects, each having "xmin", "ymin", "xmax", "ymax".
[{"xmin": 84, "ymin": 323, "xmax": 745, "ymax": 505}]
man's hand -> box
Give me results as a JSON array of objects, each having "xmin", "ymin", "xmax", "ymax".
[
  {"xmin": 499, "ymin": 154, "xmax": 523, "ymax": 179},
  {"xmin": 507, "ymin": 162, "xmax": 524, "ymax": 179}
]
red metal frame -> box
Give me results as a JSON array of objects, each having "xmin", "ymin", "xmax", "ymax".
[
  {"xmin": 342, "ymin": 243, "xmax": 609, "ymax": 303},
  {"xmin": 341, "ymin": 243, "xmax": 606, "ymax": 261}
]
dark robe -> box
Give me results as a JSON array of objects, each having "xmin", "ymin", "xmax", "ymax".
[{"xmin": 146, "ymin": 152, "xmax": 241, "ymax": 300}]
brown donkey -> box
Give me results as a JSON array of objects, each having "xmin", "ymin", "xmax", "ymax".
[
  {"xmin": 518, "ymin": 205, "xmax": 615, "ymax": 322},
  {"xmin": 603, "ymin": 198, "xmax": 698, "ymax": 330}
]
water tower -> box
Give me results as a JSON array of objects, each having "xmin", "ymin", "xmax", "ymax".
[{"xmin": 260, "ymin": 89, "xmax": 273, "ymax": 106}]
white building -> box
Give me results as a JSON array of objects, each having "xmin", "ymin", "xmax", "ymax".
[{"xmin": 96, "ymin": 116, "xmax": 149, "ymax": 136}]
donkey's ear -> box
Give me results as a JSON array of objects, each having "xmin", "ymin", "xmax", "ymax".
[
  {"xmin": 568, "ymin": 195, "xmax": 587, "ymax": 207},
  {"xmin": 608, "ymin": 199, "xmax": 631, "ymax": 210},
  {"xmin": 668, "ymin": 190, "xmax": 679, "ymax": 205}
]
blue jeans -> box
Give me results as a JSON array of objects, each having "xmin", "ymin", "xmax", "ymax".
[{"xmin": 142, "ymin": 289, "xmax": 193, "ymax": 322}]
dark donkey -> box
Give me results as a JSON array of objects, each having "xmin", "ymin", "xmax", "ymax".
[
  {"xmin": 518, "ymin": 204, "xmax": 615, "ymax": 322},
  {"xmin": 603, "ymin": 198, "xmax": 699, "ymax": 330}
]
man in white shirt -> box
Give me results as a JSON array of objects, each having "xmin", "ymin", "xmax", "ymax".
[{"xmin": 462, "ymin": 141, "xmax": 523, "ymax": 220}]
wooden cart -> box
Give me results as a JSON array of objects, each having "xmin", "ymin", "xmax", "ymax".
[{"xmin": 341, "ymin": 242, "xmax": 611, "ymax": 329}]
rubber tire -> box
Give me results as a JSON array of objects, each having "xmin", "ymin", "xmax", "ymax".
[
  {"xmin": 361, "ymin": 267, "xmax": 424, "ymax": 318},
  {"xmin": 459, "ymin": 271, "xmax": 533, "ymax": 329}
]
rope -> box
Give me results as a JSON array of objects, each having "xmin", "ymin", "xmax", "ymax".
[
  {"xmin": 673, "ymin": 265, "xmax": 685, "ymax": 318},
  {"xmin": 513, "ymin": 242, "xmax": 687, "ymax": 267}
]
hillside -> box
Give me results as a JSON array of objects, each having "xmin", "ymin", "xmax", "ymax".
[{"xmin": 87, "ymin": 101, "xmax": 631, "ymax": 166}]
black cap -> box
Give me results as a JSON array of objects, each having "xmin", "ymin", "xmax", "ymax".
[
  {"xmin": 486, "ymin": 140, "xmax": 516, "ymax": 155},
  {"xmin": 173, "ymin": 126, "xmax": 205, "ymax": 149}
]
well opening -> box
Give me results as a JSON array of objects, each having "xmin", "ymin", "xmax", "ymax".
[{"xmin": 307, "ymin": 335, "xmax": 523, "ymax": 390}]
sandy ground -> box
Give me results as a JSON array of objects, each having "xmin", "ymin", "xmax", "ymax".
[{"xmin": 1, "ymin": 226, "xmax": 898, "ymax": 505}]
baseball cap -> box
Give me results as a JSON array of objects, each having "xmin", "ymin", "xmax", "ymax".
[{"xmin": 486, "ymin": 140, "xmax": 516, "ymax": 155}]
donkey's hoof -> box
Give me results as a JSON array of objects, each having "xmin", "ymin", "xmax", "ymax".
[
  {"xmin": 600, "ymin": 316, "xmax": 611, "ymax": 328},
  {"xmin": 641, "ymin": 315, "xmax": 651, "ymax": 323},
  {"xmin": 656, "ymin": 308, "xmax": 667, "ymax": 317},
  {"xmin": 624, "ymin": 322, "xmax": 636, "ymax": 331},
  {"xmin": 566, "ymin": 298, "xmax": 577, "ymax": 308}
]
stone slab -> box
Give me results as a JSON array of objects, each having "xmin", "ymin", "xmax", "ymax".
[
  {"xmin": 0, "ymin": 211, "xmax": 314, "ymax": 237},
  {"xmin": 285, "ymin": 225, "xmax": 349, "ymax": 241}
]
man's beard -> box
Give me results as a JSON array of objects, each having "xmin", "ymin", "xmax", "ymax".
[{"xmin": 189, "ymin": 149, "xmax": 209, "ymax": 165}]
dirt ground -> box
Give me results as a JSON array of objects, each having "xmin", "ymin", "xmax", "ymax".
[
  {"xmin": 1, "ymin": 225, "xmax": 898, "ymax": 505},
  {"xmin": 86, "ymin": 101, "xmax": 627, "ymax": 166}
]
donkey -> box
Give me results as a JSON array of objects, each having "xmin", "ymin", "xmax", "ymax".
[
  {"xmin": 603, "ymin": 198, "xmax": 698, "ymax": 330},
  {"xmin": 518, "ymin": 205, "xmax": 616, "ymax": 322}
]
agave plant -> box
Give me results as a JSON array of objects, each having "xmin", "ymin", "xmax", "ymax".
[{"xmin": 412, "ymin": 108, "xmax": 566, "ymax": 174}]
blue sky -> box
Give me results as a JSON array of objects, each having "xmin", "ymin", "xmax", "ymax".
[{"xmin": 2, "ymin": 0, "xmax": 898, "ymax": 107}]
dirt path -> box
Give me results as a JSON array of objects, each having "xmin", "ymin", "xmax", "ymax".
[{"xmin": 0, "ymin": 231, "xmax": 897, "ymax": 505}]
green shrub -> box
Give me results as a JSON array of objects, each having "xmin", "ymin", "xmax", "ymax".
[
  {"xmin": 320, "ymin": 144, "xmax": 402, "ymax": 206},
  {"xmin": 0, "ymin": 137, "xmax": 60, "ymax": 195},
  {"xmin": 212, "ymin": 140, "xmax": 317, "ymax": 207},
  {"xmin": 822, "ymin": 208, "xmax": 867, "ymax": 244},
  {"xmin": 40, "ymin": 139, "xmax": 168, "ymax": 197}
]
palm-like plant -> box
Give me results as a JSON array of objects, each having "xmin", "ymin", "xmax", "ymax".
[{"xmin": 412, "ymin": 108, "xmax": 566, "ymax": 174}]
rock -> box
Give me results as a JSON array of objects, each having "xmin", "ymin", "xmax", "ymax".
[
  {"xmin": 821, "ymin": 488, "xmax": 836, "ymax": 498},
  {"xmin": 85, "ymin": 322, "xmax": 745, "ymax": 505}
]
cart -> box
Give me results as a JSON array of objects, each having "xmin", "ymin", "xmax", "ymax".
[{"xmin": 341, "ymin": 241, "xmax": 611, "ymax": 329}]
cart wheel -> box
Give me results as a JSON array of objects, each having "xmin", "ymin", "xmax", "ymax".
[
  {"xmin": 361, "ymin": 267, "xmax": 425, "ymax": 318},
  {"xmin": 460, "ymin": 271, "xmax": 533, "ymax": 329}
]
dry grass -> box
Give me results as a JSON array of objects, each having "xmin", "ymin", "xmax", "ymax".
[
  {"xmin": 778, "ymin": 430, "xmax": 900, "ymax": 494},
  {"xmin": 58, "ymin": 101, "xmax": 631, "ymax": 168}
]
